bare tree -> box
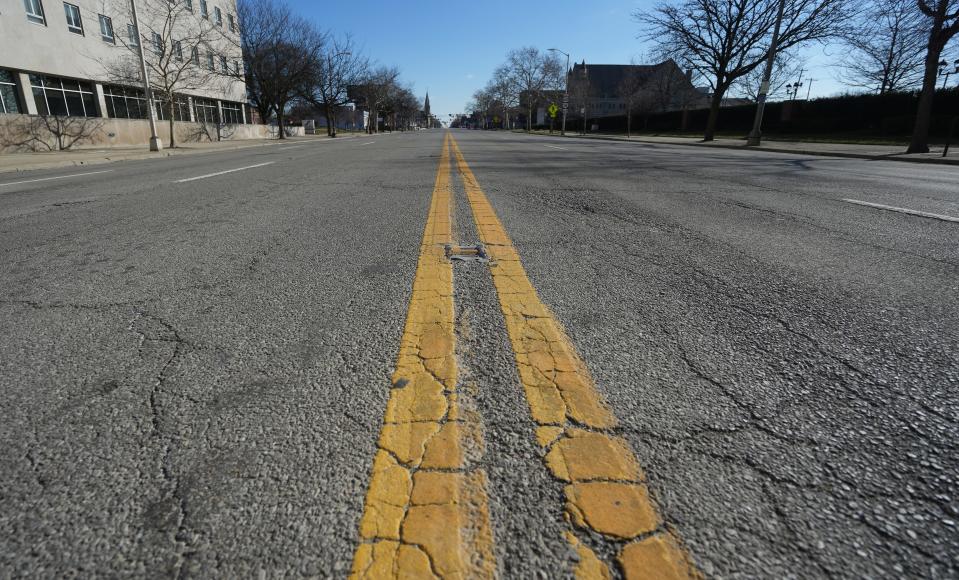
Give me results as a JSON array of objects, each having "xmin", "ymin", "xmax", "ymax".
[
  {"xmin": 97, "ymin": 0, "xmax": 232, "ymax": 147},
  {"xmin": 236, "ymin": 0, "xmax": 325, "ymax": 139},
  {"xmin": 352, "ymin": 66, "xmax": 401, "ymax": 134},
  {"xmin": 637, "ymin": 0, "xmax": 850, "ymax": 141},
  {"xmin": 488, "ymin": 66, "xmax": 519, "ymax": 129},
  {"xmin": 504, "ymin": 47, "xmax": 563, "ymax": 131},
  {"xmin": 617, "ymin": 66, "xmax": 645, "ymax": 138},
  {"xmin": 907, "ymin": 0, "xmax": 959, "ymax": 152},
  {"xmin": 301, "ymin": 34, "xmax": 368, "ymax": 137},
  {"xmin": 838, "ymin": 0, "xmax": 927, "ymax": 94}
]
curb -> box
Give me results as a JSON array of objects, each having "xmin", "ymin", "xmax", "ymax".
[{"xmin": 513, "ymin": 131, "xmax": 959, "ymax": 166}]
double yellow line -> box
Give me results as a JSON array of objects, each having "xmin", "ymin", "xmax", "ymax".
[{"xmin": 352, "ymin": 132, "xmax": 699, "ymax": 579}]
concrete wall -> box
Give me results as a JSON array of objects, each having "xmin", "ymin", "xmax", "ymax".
[{"xmin": 0, "ymin": 113, "xmax": 303, "ymax": 152}]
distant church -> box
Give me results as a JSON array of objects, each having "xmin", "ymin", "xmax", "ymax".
[{"xmin": 424, "ymin": 91, "xmax": 431, "ymax": 128}]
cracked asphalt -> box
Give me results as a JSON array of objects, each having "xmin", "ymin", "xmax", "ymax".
[{"xmin": 1, "ymin": 130, "xmax": 957, "ymax": 578}]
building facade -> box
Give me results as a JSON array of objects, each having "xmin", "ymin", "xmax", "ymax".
[
  {"xmin": 568, "ymin": 60, "xmax": 706, "ymax": 119},
  {"xmin": 0, "ymin": 0, "xmax": 256, "ymax": 148}
]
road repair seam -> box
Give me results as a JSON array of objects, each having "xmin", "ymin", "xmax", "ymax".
[
  {"xmin": 449, "ymin": 133, "xmax": 701, "ymax": 580},
  {"xmin": 351, "ymin": 133, "xmax": 495, "ymax": 578},
  {"xmin": 174, "ymin": 161, "xmax": 275, "ymax": 183}
]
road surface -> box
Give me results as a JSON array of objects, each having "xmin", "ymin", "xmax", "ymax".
[{"xmin": 1, "ymin": 130, "xmax": 956, "ymax": 578}]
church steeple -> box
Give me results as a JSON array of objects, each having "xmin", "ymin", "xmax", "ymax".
[{"xmin": 424, "ymin": 91, "xmax": 431, "ymax": 128}]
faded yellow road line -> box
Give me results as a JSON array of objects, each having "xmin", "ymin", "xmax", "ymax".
[
  {"xmin": 351, "ymin": 133, "xmax": 495, "ymax": 579},
  {"xmin": 449, "ymin": 134, "xmax": 700, "ymax": 580}
]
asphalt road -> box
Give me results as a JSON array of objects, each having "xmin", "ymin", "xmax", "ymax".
[{"xmin": 1, "ymin": 130, "xmax": 956, "ymax": 579}]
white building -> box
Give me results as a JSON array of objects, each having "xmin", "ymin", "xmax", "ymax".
[{"xmin": 0, "ymin": 0, "xmax": 261, "ymax": 148}]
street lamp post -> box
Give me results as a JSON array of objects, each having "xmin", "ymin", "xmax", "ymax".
[
  {"xmin": 548, "ymin": 48, "xmax": 570, "ymax": 136},
  {"xmin": 939, "ymin": 59, "xmax": 959, "ymax": 88},
  {"xmin": 746, "ymin": 0, "xmax": 786, "ymax": 147},
  {"xmin": 130, "ymin": 0, "xmax": 162, "ymax": 151}
]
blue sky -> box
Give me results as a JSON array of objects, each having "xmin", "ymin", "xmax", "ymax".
[{"xmin": 289, "ymin": 0, "xmax": 843, "ymax": 119}]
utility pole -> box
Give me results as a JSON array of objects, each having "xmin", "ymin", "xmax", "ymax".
[
  {"xmin": 746, "ymin": 0, "xmax": 786, "ymax": 147},
  {"xmin": 549, "ymin": 48, "xmax": 570, "ymax": 136},
  {"xmin": 130, "ymin": 0, "xmax": 162, "ymax": 151},
  {"xmin": 806, "ymin": 78, "xmax": 816, "ymax": 100}
]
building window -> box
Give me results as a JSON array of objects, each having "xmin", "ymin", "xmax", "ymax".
[
  {"xmin": 227, "ymin": 13, "xmax": 235, "ymax": 32},
  {"xmin": 184, "ymin": 0, "xmax": 192, "ymax": 12},
  {"xmin": 193, "ymin": 97, "xmax": 218, "ymax": 124},
  {"xmin": 103, "ymin": 85, "xmax": 148, "ymax": 119},
  {"xmin": 30, "ymin": 74, "xmax": 97, "ymax": 117},
  {"xmin": 199, "ymin": 0, "xmax": 207, "ymax": 18},
  {"xmin": 191, "ymin": 46, "xmax": 199, "ymax": 65},
  {"xmin": 23, "ymin": 0, "xmax": 45, "ymax": 24},
  {"xmin": 233, "ymin": 60, "xmax": 240, "ymax": 75},
  {"xmin": 98, "ymin": 14, "xmax": 114, "ymax": 43},
  {"xmin": 63, "ymin": 3, "xmax": 83, "ymax": 35},
  {"xmin": 214, "ymin": 6, "xmax": 222, "ymax": 26},
  {"xmin": 152, "ymin": 32, "xmax": 163, "ymax": 54},
  {"xmin": 128, "ymin": 23, "xmax": 139, "ymax": 46},
  {"xmin": 206, "ymin": 52, "xmax": 215, "ymax": 71},
  {"xmin": 0, "ymin": 69, "xmax": 22, "ymax": 114},
  {"xmin": 173, "ymin": 40, "xmax": 183, "ymax": 61},
  {"xmin": 220, "ymin": 101, "xmax": 242, "ymax": 124},
  {"xmin": 219, "ymin": 55, "xmax": 227, "ymax": 73}
]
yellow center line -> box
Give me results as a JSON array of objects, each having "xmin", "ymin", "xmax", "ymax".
[
  {"xmin": 351, "ymin": 133, "xmax": 495, "ymax": 579},
  {"xmin": 448, "ymin": 133, "xmax": 701, "ymax": 580}
]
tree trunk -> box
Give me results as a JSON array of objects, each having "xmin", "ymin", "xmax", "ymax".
[
  {"xmin": 277, "ymin": 108, "xmax": 286, "ymax": 140},
  {"xmin": 527, "ymin": 102, "xmax": 533, "ymax": 132},
  {"xmin": 907, "ymin": 38, "xmax": 945, "ymax": 154},
  {"xmin": 325, "ymin": 103, "xmax": 336, "ymax": 137},
  {"xmin": 627, "ymin": 111, "xmax": 631, "ymax": 138},
  {"xmin": 168, "ymin": 100, "xmax": 176, "ymax": 148},
  {"xmin": 704, "ymin": 89, "xmax": 725, "ymax": 141}
]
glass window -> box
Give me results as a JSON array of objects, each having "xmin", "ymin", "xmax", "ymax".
[
  {"xmin": 0, "ymin": 70, "xmax": 22, "ymax": 114},
  {"xmin": 23, "ymin": 0, "xmax": 46, "ymax": 24},
  {"xmin": 233, "ymin": 60, "xmax": 240, "ymax": 75},
  {"xmin": 30, "ymin": 74, "xmax": 97, "ymax": 117},
  {"xmin": 103, "ymin": 85, "xmax": 146, "ymax": 119},
  {"xmin": 174, "ymin": 40, "xmax": 183, "ymax": 61},
  {"xmin": 227, "ymin": 13, "xmax": 235, "ymax": 32},
  {"xmin": 193, "ymin": 97, "xmax": 218, "ymax": 124},
  {"xmin": 128, "ymin": 23, "xmax": 139, "ymax": 46},
  {"xmin": 98, "ymin": 14, "xmax": 114, "ymax": 43},
  {"xmin": 220, "ymin": 55, "xmax": 227, "ymax": 73},
  {"xmin": 191, "ymin": 46, "xmax": 199, "ymax": 65},
  {"xmin": 221, "ymin": 101, "xmax": 242, "ymax": 124},
  {"xmin": 63, "ymin": 2, "xmax": 82, "ymax": 34},
  {"xmin": 152, "ymin": 32, "xmax": 163, "ymax": 54},
  {"xmin": 184, "ymin": 0, "xmax": 192, "ymax": 12},
  {"xmin": 199, "ymin": 0, "xmax": 207, "ymax": 18},
  {"xmin": 207, "ymin": 52, "xmax": 215, "ymax": 71},
  {"xmin": 214, "ymin": 6, "xmax": 221, "ymax": 26}
]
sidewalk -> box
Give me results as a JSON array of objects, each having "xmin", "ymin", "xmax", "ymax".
[
  {"xmin": 0, "ymin": 134, "xmax": 363, "ymax": 174},
  {"xmin": 520, "ymin": 131, "xmax": 959, "ymax": 166}
]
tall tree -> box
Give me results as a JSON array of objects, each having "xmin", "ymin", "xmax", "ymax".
[
  {"xmin": 236, "ymin": 0, "xmax": 324, "ymax": 139},
  {"xmin": 732, "ymin": 51, "xmax": 806, "ymax": 101},
  {"xmin": 838, "ymin": 0, "xmax": 928, "ymax": 94},
  {"xmin": 505, "ymin": 47, "xmax": 563, "ymax": 131},
  {"xmin": 907, "ymin": 0, "xmax": 959, "ymax": 153},
  {"xmin": 353, "ymin": 66, "xmax": 400, "ymax": 134},
  {"xmin": 617, "ymin": 66, "xmax": 646, "ymax": 138},
  {"xmin": 98, "ymin": 0, "xmax": 231, "ymax": 148},
  {"xmin": 637, "ymin": 0, "xmax": 850, "ymax": 141},
  {"xmin": 302, "ymin": 35, "xmax": 368, "ymax": 137}
]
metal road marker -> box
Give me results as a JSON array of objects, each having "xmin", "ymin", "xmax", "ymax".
[
  {"xmin": 448, "ymin": 133, "xmax": 701, "ymax": 579},
  {"xmin": 351, "ymin": 133, "xmax": 495, "ymax": 579}
]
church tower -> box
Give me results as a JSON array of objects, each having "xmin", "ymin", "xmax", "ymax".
[{"xmin": 424, "ymin": 91, "xmax": 431, "ymax": 128}]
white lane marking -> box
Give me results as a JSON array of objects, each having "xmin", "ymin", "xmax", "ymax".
[
  {"xmin": 544, "ymin": 144, "xmax": 569, "ymax": 150},
  {"xmin": 0, "ymin": 170, "xmax": 113, "ymax": 188},
  {"xmin": 176, "ymin": 162, "xmax": 275, "ymax": 183},
  {"xmin": 358, "ymin": 141, "xmax": 376, "ymax": 146},
  {"xmin": 277, "ymin": 144, "xmax": 307, "ymax": 149},
  {"xmin": 842, "ymin": 198, "xmax": 959, "ymax": 224}
]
